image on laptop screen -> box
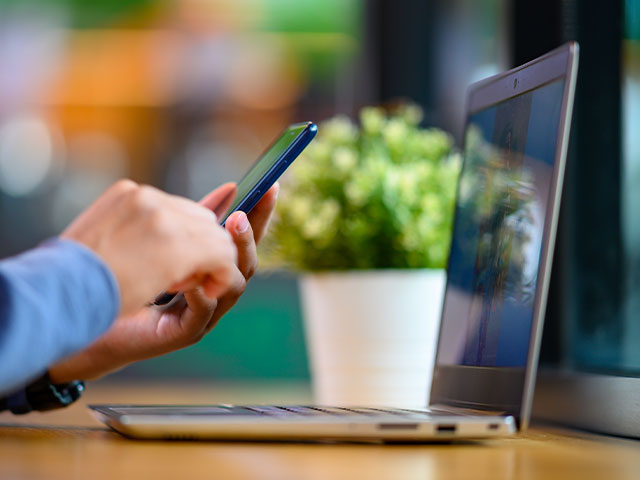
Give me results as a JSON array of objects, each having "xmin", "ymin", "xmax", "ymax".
[{"xmin": 437, "ymin": 78, "xmax": 565, "ymax": 369}]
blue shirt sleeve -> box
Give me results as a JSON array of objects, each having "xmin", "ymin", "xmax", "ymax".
[{"xmin": 0, "ymin": 238, "xmax": 120, "ymax": 395}]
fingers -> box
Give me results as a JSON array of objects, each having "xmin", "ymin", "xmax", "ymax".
[
  {"xmin": 169, "ymin": 258, "xmax": 236, "ymax": 301},
  {"xmin": 163, "ymin": 191, "xmax": 221, "ymax": 224},
  {"xmin": 201, "ymin": 271, "xmax": 236, "ymax": 300},
  {"xmin": 201, "ymin": 294, "xmax": 238, "ymax": 334},
  {"xmin": 247, "ymin": 182, "xmax": 279, "ymax": 244},
  {"xmin": 185, "ymin": 266, "xmax": 246, "ymax": 337},
  {"xmin": 192, "ymin": 209, "xmax": 259, "ymax": 334},
  {"xmin": 201, "ymin": 273, "xmax": 247, "ymax": 335},
  {"xmin": 156, "ymin": 179, "xmax": 278, "ymax": 344},
  {"xmin": 144, "ymin": 187, "xmax": 239, "ymax": 301},
  {"xmin": 157, "ymin": 204, "xmax": 237, "ymax": 302},
  {"xmin": 199, "ymin": 183, "xmax": 238, "ymax": 219},
  {"xmin": 225, "ymin": 211, "xmax": 258, "ymax": 280},
  {"xmin": 177, "ymin": 188, "xmax": 273, "ymax": 340},
  {"xmin": 180, "ymin": 289, "xmax": 218, "ymax": 340}
]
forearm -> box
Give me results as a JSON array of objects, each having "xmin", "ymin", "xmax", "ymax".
[{"xmin": 0, "ymin": 239, "xmax": 120, "ymax": 395}]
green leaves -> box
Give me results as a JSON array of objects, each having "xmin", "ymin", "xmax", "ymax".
[{"xmin": 263, "ymin": 105, "xmax": 461, "ymax": 271}]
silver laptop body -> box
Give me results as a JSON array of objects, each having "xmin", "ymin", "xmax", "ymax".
[{"xmin": 91, "ymin": 43, "xmax": 579, "ymax": 442}]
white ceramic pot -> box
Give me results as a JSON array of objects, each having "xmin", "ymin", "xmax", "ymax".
[{"xmin": 299, "ymin": 269, "xmax": 446, "ymax": 408}]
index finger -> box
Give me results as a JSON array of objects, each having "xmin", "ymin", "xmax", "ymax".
[{"xmin": 199, "ymin": 183, "xmax": 238, "ymax": 219}]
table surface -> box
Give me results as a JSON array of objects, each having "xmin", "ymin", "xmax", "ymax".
[{"xmin": 1, "ymin": 380, "xmax": 639, "ymax": 480}]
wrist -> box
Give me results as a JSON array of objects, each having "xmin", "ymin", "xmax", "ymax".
[
  {"xmin": 48, "ymin": 335, "xmax": 130, "ymax": 384},
  {"xmin": 48, "ymin": 363, "xmax": 81, "ymax": 384}
]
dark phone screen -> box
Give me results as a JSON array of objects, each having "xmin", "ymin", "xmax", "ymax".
[{"xmin": 222, "ymin": 123, "xmax": 308, "ymax": 221}]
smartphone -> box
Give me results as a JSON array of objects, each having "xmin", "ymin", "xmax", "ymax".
[
  {"xmin": 218, "ymin": 121, "xmax": 317, "ymax": 225},
  {"xmin": 153, "ymin": 121, "xmax": 317, "ymax": 306}
]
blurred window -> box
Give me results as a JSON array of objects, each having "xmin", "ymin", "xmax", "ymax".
[{"xmin": 621, "ymin": 0, "xmax": 640, "ymax": 373}]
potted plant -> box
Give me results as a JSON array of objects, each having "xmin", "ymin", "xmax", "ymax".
[{"xmin": 263, "ymin": 105, "xmax": 460, "ymax": 406}]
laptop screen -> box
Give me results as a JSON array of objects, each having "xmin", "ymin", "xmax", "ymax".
[
  {"xmin": 436, "ymin": 78, "xmax": 566, "ymax": 369},
  {"xmin": 429, "ymin": 43, "xmax": 579, "ymax": 425}
]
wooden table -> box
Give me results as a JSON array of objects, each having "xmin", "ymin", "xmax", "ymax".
[{"xmin": 1, "ymin": 380, "xmax": 639, "ymax": 480}]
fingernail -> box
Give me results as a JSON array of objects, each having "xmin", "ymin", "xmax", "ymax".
[{"xmin": 236, "ymin": 211, "xmax": 249, "ymax": 233}]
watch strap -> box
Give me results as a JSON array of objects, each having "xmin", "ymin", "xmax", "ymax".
[{"xmin": 1, "ymin": 372, "xmax": 85, "ymax": 414}]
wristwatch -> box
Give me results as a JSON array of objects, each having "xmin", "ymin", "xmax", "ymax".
[{"xmin": 0, "ymin": 372, "xmax": 85, "ymax": 414}]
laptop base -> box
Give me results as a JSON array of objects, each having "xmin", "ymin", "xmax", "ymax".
[{"xmin": 90, "ymin": 404, "xmax": 516, "ymax": 442}]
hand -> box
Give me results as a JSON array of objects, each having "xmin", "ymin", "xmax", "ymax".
[
  {"xmin": 49, "ymin": 183, "xmax": 279, "ymax": 383},
  {"xmin": 61, "ymin": 180, "xmax": 238, "ymax": 315}
]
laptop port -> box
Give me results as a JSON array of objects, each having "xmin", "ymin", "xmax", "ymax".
[
  {"xmin": 377, "ymin": 423, "xmax": 419, "ymax": 430},
  {"xmin": 436, "ymin": 424, "xmax": 457, "ymax": 433}
]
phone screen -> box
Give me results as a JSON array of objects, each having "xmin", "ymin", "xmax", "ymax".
[{"xmin": 220, "ymin": 123, "xmax": 310, "ymax": 223}]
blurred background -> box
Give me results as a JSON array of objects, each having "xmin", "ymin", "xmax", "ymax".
[{"xmin": 0, "ymin": 0, "xmax": 638, "ymax": 391}]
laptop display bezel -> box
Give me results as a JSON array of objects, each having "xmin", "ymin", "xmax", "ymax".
[{"xmin": 429, "ymin": 43, "xmax": 579, "ymax": 428}]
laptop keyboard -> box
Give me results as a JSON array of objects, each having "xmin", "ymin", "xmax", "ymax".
[
  {"xmin": 109, "ymin": 405, "xmax": 457, "ymax": 418},
  {"xmin": 234, "ymin": 406, "xmax": 445, "ymax": 418}
]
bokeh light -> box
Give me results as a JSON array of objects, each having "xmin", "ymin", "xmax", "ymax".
[{"xmin": 0, "ymin": 114, "xmax": 59, "ymax": 197}]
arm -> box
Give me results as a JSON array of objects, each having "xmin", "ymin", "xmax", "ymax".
[
  {"xmin": 0, "ymin": 179, "xmax": 240, "ymax": 396},
  {"xmin": 48, "ymin": 183, "xmax": 279, "ymax": 383},
  {"xmin": 0, "ymin": 239, "xmax": 119, "ymax": 395}
]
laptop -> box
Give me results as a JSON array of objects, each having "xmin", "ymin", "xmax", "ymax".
[{"xmin": 91, "ymin": 43, "xmax": 579, "ymax": 442}]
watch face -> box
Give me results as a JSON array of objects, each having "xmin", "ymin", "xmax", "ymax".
[
  {"xmin": 1, "ymin": 375, "xmax": 85, "ymax": 414},
  {"xmin": 28, "ymin": 375, "xmax": 85, "ymax": 412}
]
